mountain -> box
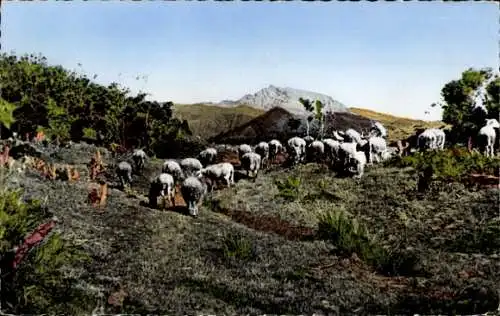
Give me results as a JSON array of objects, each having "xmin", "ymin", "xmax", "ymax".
[{"xmin": 217, "ymin": 85, "xmax": 349, "ymax": 115}]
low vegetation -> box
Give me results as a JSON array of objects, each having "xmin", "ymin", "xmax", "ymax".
[{"xmin": 0, "ymin": 180, "xmax": 91, "ymax": 314}]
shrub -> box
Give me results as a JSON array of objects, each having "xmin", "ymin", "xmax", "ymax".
[
  {"xmin": 0, "ymin": 188, "xmax": 92, "ymax": 314},
  {"xmin": 82, "ymin": 127, "xmax": 97, "ymax": 140},
  {"xmin": 317, "ymin": 210, "xmax": 420, "ymax": 276},
  {"xmin": 317, "ymin": 210, "xmax": 374, "ymax": 258},
  {"xmin": 274, "ymin": 176, "xmax": 301, "ymax": 202},
  {"xmin": 222, "ymin": 232, "xmax": 255, "ymax": 261},
  {"xmin": 390, "ymin": 146, "xmax": 500, "ymax": 182}
]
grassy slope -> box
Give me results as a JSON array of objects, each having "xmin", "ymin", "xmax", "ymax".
[
  {"xmin": 11, "ymin": 142, "xmax": 499, "ymax": 314},
  {"xmin": 349, "ymin": 107, "xmax": 446, "ymax": 142},
  {"xmin": 173, "ymin": 104, "xmax": 445, "ymax": 142},
  {"xmin": 172, "ymin": 104, "xmax": 265, "ymax": 139}
]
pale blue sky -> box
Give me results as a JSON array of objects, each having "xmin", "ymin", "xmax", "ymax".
[{"xmin": 3, "ymin": 2, "xmax": 498, "ymax": 120}]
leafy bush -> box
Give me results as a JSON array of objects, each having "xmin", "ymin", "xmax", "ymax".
[
  {"xmin": 0, "ymin": 53, "xmax": 197, "ymax": 158},
  {"xmin": 317, "ymin": 210, "xmax": 374, "ymax": 258},
  {"xmin": 274, "ymin": 176, "xmax": 301, "ymax": 202},
  {"xmin": 317, "ymin": 210, "xmax": 420, "ymax": 276},
  {"xmin": 390, "ymin": 146, "xmax": 500, "ymax": 181},
  {"xmin": 0, "ymin": 188, "xmax": 92, "ymax": 314}
]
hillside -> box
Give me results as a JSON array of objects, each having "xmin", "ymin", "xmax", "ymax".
[
  {"xmin": 172, "ymin": 104, "xmax": 265, "ymax": 139},
  {"xmin": 2, "ymin": 140, "xmax": 499, "ymax": 314},
  {"xmin": 210, "ymin": 107, "xmax": 376, "ymax": 145},
  {"xmin": 349, "ymin": 107, "xmax": 445, "ymax": 142},
  {"xmin": 217, "ymin": 85, "xmax": 349, "ymax": 115},
  {"xmin": 176, "ymin": 102, "xmax": 444, "ymax": 144}
]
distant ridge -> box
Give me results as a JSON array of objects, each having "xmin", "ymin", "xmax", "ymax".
[{"xmin": 217, "ymin": 85, "xmax": 349, "ymax": 115}]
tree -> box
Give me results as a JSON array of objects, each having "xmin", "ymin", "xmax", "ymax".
[
  {"xmin": 314, "ymin": 100, "xmax": 325, "ymax": 139},
  {"xmin": 436, "ymin": 68, "xmax": 498, "ymax": 144},
  {"xmin": 298, "ymin": 97, "xmax": 314, "ymax": 137},
  {"xmin": 0, "ymin": 52, "xmax": 196, "ymax": 157}
]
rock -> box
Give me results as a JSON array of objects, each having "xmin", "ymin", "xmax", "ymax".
[{"xmin": 218, "ymin": 85, "xmax": 349, "ymax": 115}]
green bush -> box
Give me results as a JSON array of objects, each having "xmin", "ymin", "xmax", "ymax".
[
  {"xmin": 222, "ymin": 232, "xmax": 255, "ymax": 261},
  {"xmin": 0, "ymin": 188, "xmax": 92, "ymax": 314},
  {"xmin": 390, "ymin": 146, "xmax": 500, "ymax": 181},
  {"xmin": 0, "ymin": 53, "xmax": 195, "ymax": 158},
  {"xmin": 274, "ymin": 176, "xmax": 301, "ymax": 202},
  {"xmin": 317, "ymin": 210, "xmax": 419, "ymax": 276},
  {"xmin": 317, "ymin": 210, "xmax": 374, "ymax": 258}
]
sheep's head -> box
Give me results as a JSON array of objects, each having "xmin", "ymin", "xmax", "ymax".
[{"xmin": 486, "ymin": 119, "xmax": 500, "ymax": 129}]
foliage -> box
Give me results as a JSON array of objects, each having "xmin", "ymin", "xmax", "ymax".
[
  {"xmin": 298, "ymin": 97, "xmax": 314, "ymax": 137},
  {"xmin": 274, "ymin": 176, "xmax": 301, "ymax": 201},
  {"xmin": 436, "ymin": 68, "xmax": 499, "ymax": 144},
  {"xmin": 314, "ymin": 100, "xmax": 325, "ymax": 139},
  {"xmin": 317, "ymin": 210, "xmax": 419, "ymax": 276},
  {"xmin": 390, "ymin": 146, "xmax": 500, "ymax": 181},
  {"xmin": 0, "ymin": 98, "xmax": 17, "ymax": 130},
  {"xmin": 0, "ymin": 188, "xmax": 91, "ymax": 314},
  {"xmin": 0, "ymin": 53, "xmax": 199, "ymax": 158},
  {"xmin": 317, "ymin": 210, "xmax": 375, "ymax": 258},
  {"xmin": 222, "ymin": 231, "xmax": 255, "ymax": 261},
  {"xmin": 446, "ymin": 219, "xmax": 500, "ymax": 254}
]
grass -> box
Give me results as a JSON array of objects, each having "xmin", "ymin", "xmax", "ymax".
[
  {"xmin": 350, "ymin": 107, "xmax": 447, "ymax": 142},
  {"xmin": 172, "ymin": 103, "xmax": 265, "ymax": 138},
  {"xmin": 2, "ymin": 141, "xmax": 499, "ymax": 314}
]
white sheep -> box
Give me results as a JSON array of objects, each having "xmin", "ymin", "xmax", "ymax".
[
  {"xmin": 162, "ymin": 159, "xmax": 184, "ymax": 182},
  {"xmin": 180, "ymin": 158, "xmax": 203, "ymax": 177},
  {"xmin": 307, "ymin": 140, "xmax": 325, "ymax": 162},
  {"xmin": 478, "ymin": 119, "xmax": 500, "ymax": 157},
  {"xmin": 348, "ymin": 151, "xmax": 367, "ymax": 179},
  {"xmin": 148, "ymin": 173, "xmax": 176, "ymax": 209},
  {"xmin": 268, "ymin": 139, "xmax": 284, "ymax": 164},
  {"xmin": 429, "ymin": 128, "xmax": 446, "ymax": 150},
  {"xmin": 332, "ymin": 130, "xmax": 345, "ymax": 142},
  {"xmin": 241, "ymin": 152, "xmax": 261, "ymax": 178},
  {"xmin": 344, "ymin": 128, "xmax": 363, "ymax": 144},
  {"xmin": 365, "ymin": 136, "xmax": 388, "ymax": 165},
  {"xmin": 254, "ymin": 141, "xmax": 270, "ymax": 169},
  {"xmin": 322, "ymin": 138, "xmax": 341, "ymax": 162},
  {"xmin": 287, "ymin": 136, "xmax": 307, "ymax": 165},
  {"xmin": 132, "ymin": 149, "xmax": 147, "ymax": 174},
  {"xmin": 417, "ymin": 129, "xmax": 437, "ymax": 151},
  {"xmin": 370, "ymin": 121, "xmax": 388, "ymax": 138},
  {"xmin": 181, "ymin": 176, "xmax": 207, "ymax": 217},
  {"xmin": 199, "ymin": 162, "xmax": 234, "ymax": 191},
  {"xmin": 337, "ymin": 141, "xmax": 359, "ymax": 170},
  {"xmin": 238, "ymin": 144, "xmax": 252, "ymax": 159},
  {"xmin": 303, "ymin": 135, "xmax": 315, "ymax": 145},
  {"xmin": 198, "ymin": 148, "xmax": 218, "ymax": 166},
  {"xmin": 116, "ymin": 161, "xmax": 133, "ymax": 189}
]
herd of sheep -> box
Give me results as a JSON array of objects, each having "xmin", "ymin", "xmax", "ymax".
[
  {"xmin": 113, "ymin": 117, "xmax": 499, "ymax": 218},
  {"xmin": 1, "ymin": 115, "xmax": 498, "ymax": 218}
]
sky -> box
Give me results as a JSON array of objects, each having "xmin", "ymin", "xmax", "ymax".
[{"xmin": 2, "ymin": 2, "xmax": 498, "ymax": 121}]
